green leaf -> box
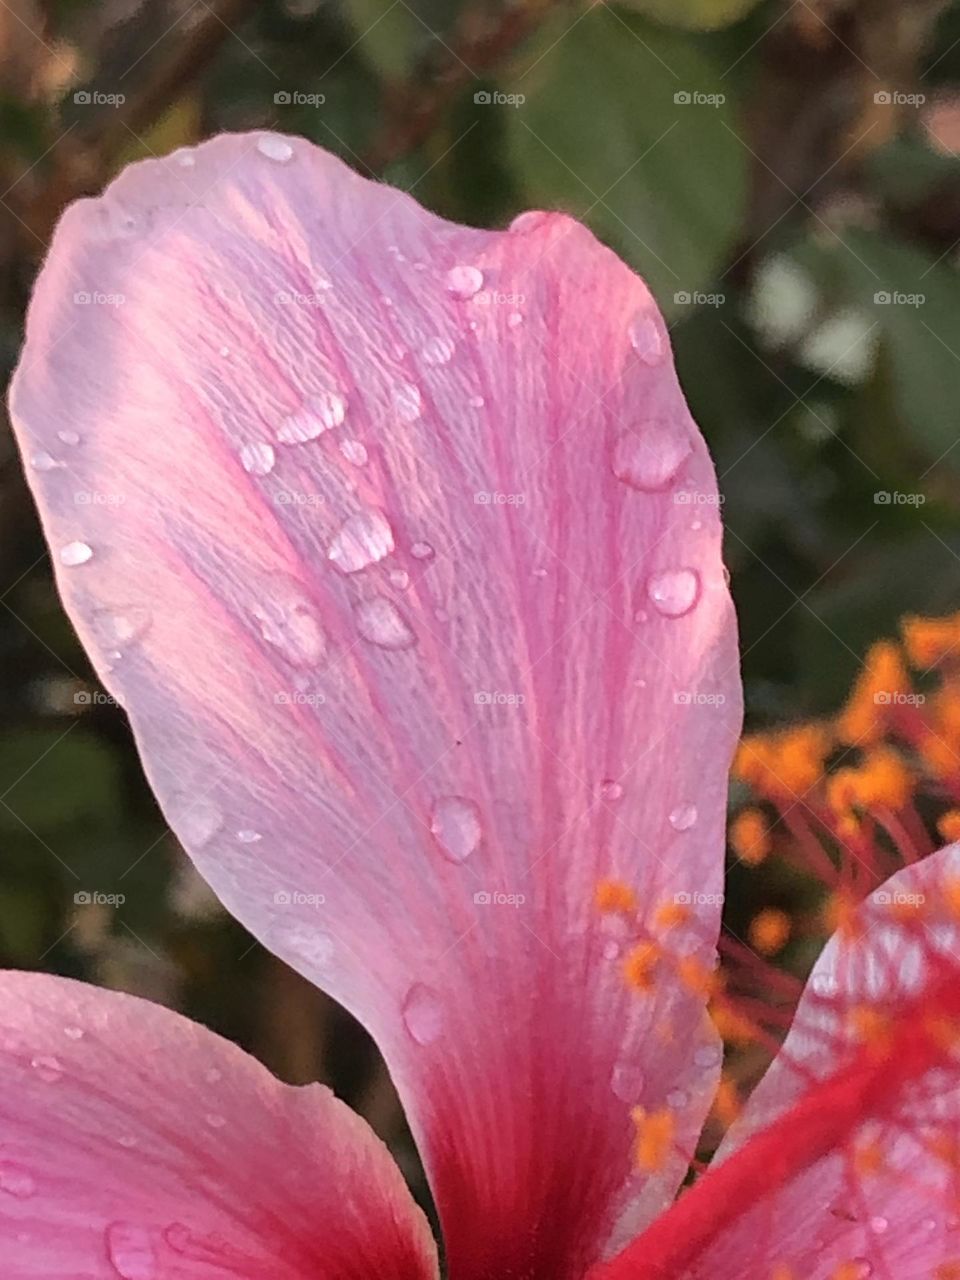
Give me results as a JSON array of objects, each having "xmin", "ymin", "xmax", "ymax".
[
  {"xmin": 619, "ymin": 0, "xmax": 766, "ymax": 32},
  {"xmin": 505, "ymin": 6, "xmax": 747, "ymax": 308}
]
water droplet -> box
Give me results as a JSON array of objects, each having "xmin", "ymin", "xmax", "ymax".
[
  {"xmin": 106, "ymin": 1222, "xmax": 158, "ymax": 1279},
  {"xmin": 393, "ymin": 382, "xmax": 422, "ymax": 423},
  {"xmin": 328, "ymin": 508, "xmax": 394, "ymax": 574},
  {"xmin": 603, "ymin": 940, "xmax": 621, "ymax": 960},
  {"xmin": 389, "ymin": 568, "xmax": 410, "ymax": 590},
  {"xmin": 647, "ymin": 568, "xmax": 701, "ymax": 619},
  {"xmin": 598, "ymin": 780, "xmax": 623, "ymax": 802},
  {"xmin": 355, "ymin": 596, "xmax": 417, "ymax": 650},
  {"xmin": 691, "ymin": 518, "xmax": 703, "ymax": 531},
  {"xmin": 339, "ymin": 439, "xmax": 368, "ymax": 466},
  {"xmin": 30, "ymin": 450, "xmax": 63, "ymax": 471},
  {"xmin": 278, "ymin": 921, "xmax": 335, "ymax": 969},
  {"xmin": 239, "ymin": 442, "xmax": 275, "ymax": 476},
  {"xmin": 205, "ymin": 1113, "xmax": 226, "ymax": 1129},
  {"xmin": 668, "ymin": 803, "xmax": 698, "ymax": 832},
  {"xmin": 422, "ymin": 336, "xmax": 455, "ymax": 366},
  {"xmin": 612, "ymin": 422, "xmax": 691, "ymax": 493},
  {"xmin": 430, "ymin": 796, "xmax": 481, "ymax": 863},
  {"xmin": 921, "ymin": 1217, "xmax": 938, "ymax": 1233},
  {"xmin": 507, "ymin": 311, "xmax": 524, "ymax": 329},
  {"xmin": 869, "ymin": 1216, "xmax": 889, "ymax": 1234},
  {"xmin": 219, "ymin": 345, "xmax": 231, "ymax": 358},
  {"xmin": 468, "ymin": 394, "xmax": 485, "ymax": 408},
  {"xmin": 251, "ymin": 592, "xmax": 326, "ymax": 666},
  {"xmin": 693, "ymin": 1043, "xmax": 721, "ymax": 1068},
  {"xmin": 117, "ymin": 1134, "xmax": 137, "ymax": 1149},
  {"xmin": 31, "ymin": 1055, "xmax": 63, "ymax": 1083},
  {"xmin": 510, "ymin": 210, "xmax": 551, "ymax": 234},
  {"xmin": 277, "ymin": 391, "xmax": 345, "ymax": 443},
  {"xmin": 63, "ymin": 1025, "xmax": 84, "ymax": 1041},
  {"xmin": 204, "ymin": 1067, "xmax": 222, "ymax": 1084},
  {"xmin": 611, "ymin": 1062, "xmax": 645, "ymax": 1102},
  {"xmin": 402, "ymin": 983, "xmax": 444, "ymax": 1045},
  {"xmin": 173, "ymin": 797, "xmax": 222, "ymax": 848},
  {"xmin": 411, "ymin": 540, "xmax": 434, "ymax": 560},
  {"xmin": 58, "ymin": 430, "xmax": 80, "ymax": 446},
  {"xmin": 236, "ymin": 829, "xmax": 262, "ymax": 844},
  {"xmin": 60, "ymin": 541, "xmax": 93, "ymax": 567},
  {"xmin": 629, "ymin": 313, "xmax": 665, "ymax": 365},
  {"xmin": 92, "ymin": 607, "xmax": 151, "ymax": 649},
  {"xmin": 666, "ymin": 1088, "xmax": 689, "ymax": 1109},
  {"xmin": 446, "ymin": 265, "xmax": 484, "ymax": 299},
  {"xmin": 257, "ymin": 136, "xmax": 293, "ymax": 163},
  {"xmin": 0, "ymin": 1163, "xmax": 35, "ymax": 1198},
  {"xmin": 175, "ymin": 151, "xmax": 195, "ymax": 168}
]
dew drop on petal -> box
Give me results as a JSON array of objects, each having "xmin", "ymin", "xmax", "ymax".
[
  {"xmin": 105, "ymin": 1222, "xmax": 158, "ymax": 1279},
  {"xmin": 58, "ymin": 430, "xmax": 80, "ymax": 446},
  {"xmin": 869, "ymin": 1217, "xmax": 889, "ymax": 1235},
  {"xmin": 598, "ymin": 780, "xmax": 623, "ymax": 802},
  {"xmin": 507, "ymin": 312, "xmax": 524, "ymax": 329},
  {"xmin": 328, "ymin": 508, "xmax": 395, "ymax": 574},
  {"xmin": 339, "ymin": 439, "xmax": 368, "ymax": 466},
  {"xmin": 647, "ymin": 568, "xmax": 701, "ymax": 619},
  {"xmin": 411, "ymin": 541, "xmax": 434, "ymax": 561},
  {"xmin": 0, "ymin": 1163, "xmax": 35, "ymax": 1198},
  {"xmin": 468, "ymin": 394, "xmax": 485, "ymax": 409},
  {"xmin": 277, "ymin": 391, "xmax": 345, "ymax": 444},
  {"xmin": 355, "ymin": 596, "xmax": 417, "ymax": 650},
  {"xmin": 612, "ymin": 422, "xmax": 691, "ymax": 493},
  {"xmin": 693, "ymin": 1043, "xmax": 721, "ymax": 1068},
  {"xmin": 172, "ymin": 797, "xmax": 223, "ymax": 849},
  {"xmin": 430, "ymin": 796, "xmax": 481, "ymax": 863},
  {"xmin": 236, "ymin": 829, "xmax": 262, "ymax": 844},
  {"xmin": 422, "ymin": 336, "xmax": 455, "ymax": 366},
  {"xmin": 257, "ymin": 136, "xmax": 293, "ymax": 163},
  {"xmin": 668, "ymin": 803, "xmax": 698, "ymax": 833},
  {"xmin": 389, "ymin": 568, "xmax": 410, "ymax": 590},
  {"xmin": 629, "ymin": 313, "xmax": 665, "ymax": 365},
  {"xmin": 278, "ymin": 921, "xmax": 335, "ymax": 969},
  {"xmin": 251, "ymin": 592, "xmax": 326, "ymax": 666},
  {"xmin": 393, "ymin": 382, "xmax": 422, "ymax": 424},
  {"xmin": 402, "ymin": 983, "xmax": 444, "ymax": 1045},
  {"xmin": 30, "ymin": 451, "xmax": 63, "ymax": 471},
  {"xmin": 239, "ymin": 442, "xmax": 275, "ymax": 476},
  {"xmin": 204, "ymin": 1113, "xmax": 226, "ymax": 1129},
  {"xmin": 63, "ymin": 1025, "xmax": 84, "ymax": 1041},
  {"xmin": 30, "ymin": 1055, "xmax": 63, "ymax": 1083},
  {"xmin": 60, "ymin": 541, "xmax": 93, "ymax": 567},
  {"xmin": 611, "ymin": 1062, "xmax": 645, "ymax": 1103},
  {"xmin": 666, "ymin": 1088, "xmax": 689, "ymax": 1109},
  {"xmin": 204, "ymin": 1068, "xmax": 223, "ymax": 1084},
  {"xmin": 92, "ymin": 607, "xmax": 151, "ymax": 650},
  {"xmin": 446, "ymin": 265, "xmax": 484, "ymax": 299}
]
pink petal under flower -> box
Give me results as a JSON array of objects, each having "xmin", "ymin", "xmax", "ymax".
[
  {"xmin": 9, "ymin": 133, "xmax": 741, "ymax": 1278},
  {"xmin": 0, "ymin": 970, "xmax": 436, "ymax": 1279},
  {"xmin": 596, "ymin": 845, "xmax": 960, "ymax": 1279}
]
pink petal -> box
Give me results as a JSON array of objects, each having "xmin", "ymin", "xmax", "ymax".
[
  {"xmin": 597, "ymin": 845, "xmax": 960, "ymax": 1279},
  {"xmin": 0, "ymin": 969, "xmax": 436, "ymax": 1278},
  {"xmin": 9, "ymin": 133, "xmax": 741, "ymax": 1278}
]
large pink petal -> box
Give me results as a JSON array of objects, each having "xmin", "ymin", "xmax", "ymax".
[
  {"xmin": 0, "ymin": 970, "xmax": 436, "ymax": 1279},
  {"xmin": 596, "ymin": 845, "xmax": 960, "ymax": 1279},
  {"xmin": 9, "ymin": 133, "xmax": 741, "ymax": 1279}
]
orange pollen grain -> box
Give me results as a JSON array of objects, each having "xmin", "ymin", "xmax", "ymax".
[
  {"xmin": 730, "ymin": 808, "xmax": 771, "ymax": 865},
  {"xmin": 734, "ymin": 724, "xmax": 831, "ymax": 800},
  {"xmin": 653, "ymin": 900, "xmax": 691, "ymax": 931},
  {"xmin": 939, "ymin": 810, "xmax": 960, "ymax": 844},
  {"xmin": 623, "ymin": 941, "xmax": 661, "ymax": 993},
  {"xmin": 748, "ymin": 907, "xmax": 792, "ymax": 956},
  {"xmin": 848, "ymin": 1004, "xmax": 893, "ymax": 1056},
  {"xmin": 853, "ymin": 1139, "xmax": 886, "ymax": 1177},
  {"xmin": 677, "ymin": 955, "xmax": 720, "ymax": 998},
  {"xmin": 595, "ymin": 878, "xmax": 638, "ymax": 914},
  {"xmin": 902, "ymin": 610, "xmax": 960, "ymax": 667},
  {"xmin": 836, "ymin": 640, "xmax": 910, "ymax": 746},
  {"xmin": 712, "ymin": 1075, "xmax": 741, "ymax": 1128},
  {"xmin": 630, "ymin": 1106, "xmax": 674, "ymax": 1173}
]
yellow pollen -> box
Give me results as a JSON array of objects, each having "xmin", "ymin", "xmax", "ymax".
[
  {"xmin": 749, "ymin": 907, "xmax": 791, "ymax": 956},
  {"xmin": 902, "ymin": 610, "xmax": 960, "ymax": 667},
  {"xmin": 836, "ymin": 640, "xmax": 911, "ymax": 746},
  {"xmin": 595, "ymin": 878, "xmax": 638, "ymax": 914},
  {"xmin": 734, "ymin": 724, "xmax": 831, "ymax": 800},
  {"xmin": 939, "ymin": 810, "xmax": 960, "ymax": 844},
  {"xmin": 623, "ymin": 941, "xmax": 660, "ymax": 993},
  {"xmin": 730, "ymin": 808, "xmax": 771, "ymax": 865},
  {"xmin": 826, "ymin": 747, "xmax": 913, "ymax": 817},
  {"xmin": 630, "ymin": 1105, "xmax": 674, "ymax": 1172}
]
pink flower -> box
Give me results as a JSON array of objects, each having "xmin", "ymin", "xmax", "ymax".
[{"xmin": 7, "ymin": 133, "xmax": 959, "ymax": 1280}]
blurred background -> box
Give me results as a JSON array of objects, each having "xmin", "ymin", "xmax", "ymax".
[{"xmin": 1, "ymin": 0, "xmax": 959, "ymax": 1189}]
